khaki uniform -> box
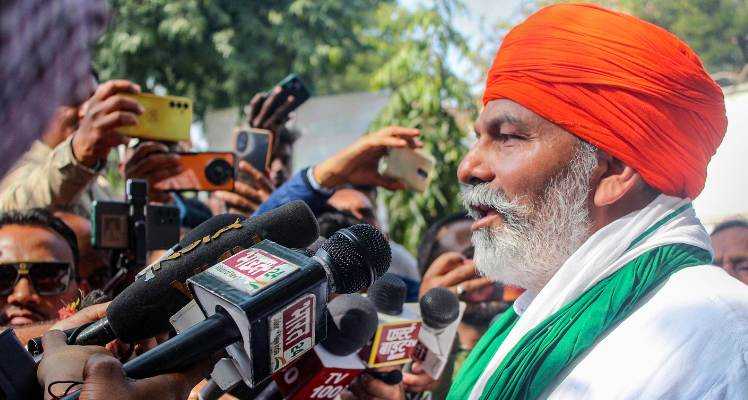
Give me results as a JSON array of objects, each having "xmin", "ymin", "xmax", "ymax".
[{"xmin": 0, "ymin": 137, "xmax": 113, "ymax": 217}]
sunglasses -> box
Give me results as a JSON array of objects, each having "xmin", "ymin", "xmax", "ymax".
[{"xmin": 0, "ymin": 262, "xmax": 73, "ymax": 296}]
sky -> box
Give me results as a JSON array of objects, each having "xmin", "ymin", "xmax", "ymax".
[{"xmin": 400, "ymin": 0, "xmax": 529, "ymax": 92}]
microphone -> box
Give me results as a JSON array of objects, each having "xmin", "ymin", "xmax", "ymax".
[
  {"xmin": 121, "ymin": 224, "xmax": 390, "ymax": 386},
  {"xmin": 272, "ymin": 294, "xmax": 378, "ymax": 399},
  {"xmin": 74, "ymin": 200, "xmax": 319, "ymax": 346},
  {"xmin": 154, "ymin": 212, "xmax": 247, "ymax": 263},
  {"xmin": 359, "ymin": 273, "xmax": 422, "ymax": 369},
  {"xmin": 411, "ymin": 287, "xmax": 463, "ymax": 380}
]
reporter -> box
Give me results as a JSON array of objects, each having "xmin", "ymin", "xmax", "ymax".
[
  {"xmin": 313, "ymin": 126, "xmax": 421, "ymax": 190},
  {"xmin": 213, "ymin": 161, "xmax": 275, "ymax": 215},
  {"xmin": 346, "ymin": 372, "xmax": 406, "ymax": 400},
  {"xmin": 37, "ymin": 330, "xmax": 111, "ymax": 400},
  {"xmin": 402, "ymin": 362, "xmax": 438, "ymax": 394},
  {"xmin": 120, "ymin": 141, "xmax": 183, "ymax": 203},
  {"xmin": 246, "ymin": 87, "xmax": 297, "ymax": 132},
  {"xmin": 37, "ymin": 330, "xmax": 208, "ymax": 400},
  {"xmin": 72, "ymin": 80, "xmax": 142, "ymax": 168},
  {"xmin": 253, "ymin": 126, "xmax": 422, "ymax": 217},
  {"xmin": 0, "ymin": 79, "xmax": 145, "ymax": 218}
]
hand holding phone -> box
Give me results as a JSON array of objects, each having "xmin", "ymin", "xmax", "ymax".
[
  {"xmin": 247, "ymin": 74, "xmax": 310, "ymax": 129},
  {"xmin": 119, "ymin": 93, "xmax": 193, "ymax": 142},
  {"xmin": 378, "ymin": 148, "xmax": 435, "ymax": 192},
  {"xmin": 153, "ymin": 152, "xmax": 235, "ymax": 192},
  {"xmin": 233, "ymin": 127, "xmax": 274, "ymax": 174}
]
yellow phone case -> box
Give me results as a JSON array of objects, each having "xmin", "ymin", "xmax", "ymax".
[{"xmin": 119, "ymin": 93, "xmax": 193, "ymax": 142}]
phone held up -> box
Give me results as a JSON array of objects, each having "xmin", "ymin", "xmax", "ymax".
[
  {"xmin": 153, "ymin": 152, "xmax": 235, "ymax": 192},
  {"xmin": 378, "ymin": 147, "xmax": 436, "ymax": 192},
  {"xmin": 119, "ymin": 93, "xmax": 193, "ymax": 142}
]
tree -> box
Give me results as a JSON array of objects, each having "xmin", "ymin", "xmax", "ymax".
[
  {"xmin": 95, "ymin": 0, "xmax": 389, "ymax": 116},
  {"xmin": 95, "ymin": 0, "xmax": 478, "ymax": 253},
  {"xmin": 365, "ymin": 1, "xmax": 477, "ymax": 253},
  {"xmin": 533, "ymin": 0, "xmax": 748, "ymax": 75}
]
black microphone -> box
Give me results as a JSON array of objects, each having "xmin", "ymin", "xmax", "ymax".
[
  {"xmin": 156, "ymin": 212, "xmax": 247, "ymax": 262},
  {"xmin": 121, "ymin": 224, "xmax": 390, "ymax": 383},
  {"xmin": 269, "ymin": 294, "xmax": 379, "ymax": 399},
  {"xmin": 27, "ymin": 213, "xmax": 248, "ymax": 355},
  {"xmin": 411, "ymin": 287, "xmax": 462, "ymax": 381},
  {"xmin": 74, "ymin": 201, "xmax": 319, "ymax": 346},
  {"xmin": 419, "ymin": 287, "xmax": 460, "ymax": 332},
  {"xmin": 359, "ymin": 273, "xmax": 422, "ymax": 369}
]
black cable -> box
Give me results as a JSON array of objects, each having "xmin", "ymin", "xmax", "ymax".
[{"xmin": 48, "ymin": 380, "xmax": 82, "ymax": 400}]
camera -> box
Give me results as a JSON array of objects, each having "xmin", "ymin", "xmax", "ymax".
[{"xmin": 91, "ymin": 180, "xmax": 180, "ymax": 253}]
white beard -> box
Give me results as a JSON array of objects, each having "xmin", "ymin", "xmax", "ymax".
[{"xmin": 461, "ymin": 142, "xmax": 597, "ymax": 292}]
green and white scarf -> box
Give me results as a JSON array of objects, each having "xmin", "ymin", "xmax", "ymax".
[{"xmin": 448, "ymin": 195, "xmax": 713, "ymax": 400}]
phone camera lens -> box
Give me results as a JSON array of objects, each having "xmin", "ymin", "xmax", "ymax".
[
  {"xmin": 236, "ymin": 132, "xmax": 248, "ymax": 152},
  {"xmin": 205, "ymin": 159, "xmax": 233, "ymax": 185}
]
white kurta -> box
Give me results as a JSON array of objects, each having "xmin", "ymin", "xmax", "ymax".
[
  {"xmin": 544, "ymin": 265, "xmax": 748, "ymax": 399},
  {"xmin": 469, "ymin": 195, "xmax": 748, "ymax": 399}
]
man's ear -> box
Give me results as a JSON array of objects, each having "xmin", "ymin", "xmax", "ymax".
[{"xmin": 592, "ymin": 156, "xmax": 645, "ymax": 207}]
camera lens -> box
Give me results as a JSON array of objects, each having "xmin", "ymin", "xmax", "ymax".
[
  {"xmin": 204, "ymin": 159, "xmax": 233, "ymax": 185},
  {"xmin": 236, "ymin": 131, "xmax": 248, "ymax": 152}
]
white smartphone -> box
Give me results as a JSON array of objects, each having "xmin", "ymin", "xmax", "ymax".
[{"xmin": 378, "ymin": 148, "xmax": 435, "ymax": 192}]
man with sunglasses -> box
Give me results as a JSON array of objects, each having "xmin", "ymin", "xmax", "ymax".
[{"xmin": 0, "ymin": 209, "xmax": 80, "ymax": 328}]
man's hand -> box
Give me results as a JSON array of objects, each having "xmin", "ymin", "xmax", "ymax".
[
  {"xmin": 37, "ymin": 330, "xmax": 112, "ymax": 400},
  {"xmin": 78, "ymin": 353, "xmax": 209, "ymax": 400},
  {"xmin": 402, "ymin": 362, "xmax": 438, "ymax": 393},
  {"xmin": 51, "ymin": 302, "xmax": 109, "ymax": 331},
  {"xmin": 213, "ymin": 161, "xmax": 275, "ymax": 215},
  {"xmin": 72, "ymin": 80, "xmax": 143, "ymax": 168},
  {"xmin": 419, "ymin": 252, "xmax": 493, "ymax": 299},
  {"xmin": 313, "ymin": 126, "xmax": 422, "ymax": 190},
  {"xmin": 122, "ymin": 141, "xmax": 182, "ymax": 187},
  {"xmin": 345, "ymin": 373, "xmax": 406, "ymax": 400},
  {"xmin": 245, "ymin": 88, "xmax": 296, "ymax": 130}
]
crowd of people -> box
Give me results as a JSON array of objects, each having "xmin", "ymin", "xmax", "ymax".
[{"xmin": 1, "ymin": 1, "xmax": 747, "ymax": 399}]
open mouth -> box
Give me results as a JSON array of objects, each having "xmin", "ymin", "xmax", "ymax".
[{"xmin": 469, "ymin": 204, "xmax": 503, "ymax": 231}]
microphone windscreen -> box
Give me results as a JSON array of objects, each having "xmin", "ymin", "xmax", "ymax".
[
  {"xmin": 177, "ymin": 213, "xmax": 246, "ymax": 249},
  {"xmin": 322, "ymin": 294, "xmax": 378, "ymax": 356},
  {"xmin": 419, "ymin": 287, "xmax": 460, "ymax": 330},
  {"xmin": 107, "ymin": 201, "xmax": 319, "ymax": 342},
  {"xmin": 252, "ymin": 200, "xmax": 319, "ymax": 249},
  {"xmin": 368, "ymin": 273, "xmax": 406, "ymax": 315},
  {"xmin": 319, "ymin": 224, "xmax": 390, "ymax": 294}
]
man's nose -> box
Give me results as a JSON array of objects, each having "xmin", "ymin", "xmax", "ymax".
[
  {"xmin": 7, "ymin": 277, "xmax": 38, "ymax": 305},
  {"xmin": 458, "ymin": 146, "xmax": 495, "ymax": 186}
]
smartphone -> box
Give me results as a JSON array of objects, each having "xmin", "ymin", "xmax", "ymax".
[
  {"xmin": 154, "ymin": 152, "xmax": 235, "ymax": 192},
  {"xmin": 233, "ymin": 127, "xmax": 274, "ymax": 175},
  {"xmin": 378, "ymin": 148, "xmax": 436, "ymax": 192},
  {"xmin": 265, "ymin": 74, "xmax": 311, "ymax": 117},
  {"xmin": 119, "ymin": 93, "xmax": 193, "ymax": 142}
]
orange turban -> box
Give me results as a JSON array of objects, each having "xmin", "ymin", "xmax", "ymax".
[{"xmin": 483, "ymin": 3, "xmax": 727, "ymax": 199}]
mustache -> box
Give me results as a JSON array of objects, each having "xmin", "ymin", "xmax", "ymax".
[{"xmin": 460, "ymin": 183, "xmax": 530, "ymax": 223}]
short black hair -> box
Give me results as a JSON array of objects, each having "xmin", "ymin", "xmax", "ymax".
[
  {"xmin": 317, "ymin": 207, "xmax": 365, "ymax": 239},
  {"xmin": 711, "ymin": 219, "xmax": 748, "ymax": 237},
  {"xmin": 0, "ymin": 209, "xmax": 80, "ymax": 266},
  {"xmin": 417, "ymin": 212, "xmax": 470, "ymax": 276}
]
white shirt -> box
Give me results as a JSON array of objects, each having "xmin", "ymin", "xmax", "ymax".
[
  {"xmin": 544, "ymin": 265, "xmax": 748, "ymax": 399},
  {"xmin": 469, "ymin": 195, "xmax": 748, "ymax": 399}
]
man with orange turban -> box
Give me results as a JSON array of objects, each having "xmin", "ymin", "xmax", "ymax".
[{"xmin": 348, "ymin": 3, "xmax": 748, "ymax": 400}]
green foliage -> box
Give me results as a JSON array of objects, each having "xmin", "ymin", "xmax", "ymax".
[
  {"xmin": 95, "ymin": 0, "xmax": 478, "ymax": 254},
  {"xmin": 95, "ymin": 0, "xmax": 389, "ymax": 116},
  {"xmin": 365, "ymin": 2, "xmax": 477, "ymax": 253},
  {"xmin": 534, "ymin": 0, "xmax": 748, "ymax": 73}
]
